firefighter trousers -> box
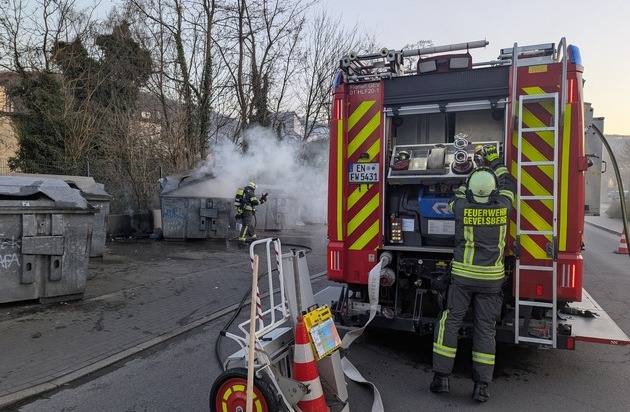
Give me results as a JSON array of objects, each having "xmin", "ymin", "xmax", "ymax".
[
  {"xmin": 238, "ymin": 210, "xmax": 256, "ymax": 241},
  {"xmin": 433, "ymin": 277, "xmax": 503, "ymax": 384}
]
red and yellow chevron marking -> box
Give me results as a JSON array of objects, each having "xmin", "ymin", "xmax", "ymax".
[
  {"xmin": 347, "ymin": 185, "xmax": 380, "ymax": 250},
  {"xmin": 346, "ymin": 97, "xmax": 381, "ymax": 251},
  {"xmin": 510, "ymin": 85, "xmax": 568, "ymax": 261}
]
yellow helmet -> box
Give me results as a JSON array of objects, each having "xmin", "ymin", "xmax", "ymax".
[
  {"xmin": 466, "ymin": 168, "xmax": 497, "ymax": 204},
  {"xmin": 247, "ymin": 181, "xmax": 257, "ymax": 190}
]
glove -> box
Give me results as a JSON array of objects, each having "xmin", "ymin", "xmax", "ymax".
[
  {"xmin": 261, "ymin": 193, "xmax": 268, "ymax": 202},
  {"xmin": 483, "ymin": 145, "xmax": 499, "ymax": 163}
]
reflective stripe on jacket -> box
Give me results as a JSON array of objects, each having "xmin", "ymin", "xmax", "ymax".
[
  {"xmin": 241, "ymin": 187, "xmax": 262, "ymax": 211},
  {"xmin": 449, "ymin": 164, "xmax": 515, "ymax": 281}
]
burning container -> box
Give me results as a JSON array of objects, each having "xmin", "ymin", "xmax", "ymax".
[
  {"xmin": 158, "ymin": 173, "xmax": 301, "ymax": 239},
  {"xmin": 257, "ymin": 186, "xmax": 299, "ymax": 231},
  {"xmin": 159, "ymin": 172, "xmax": 232, "ymax": 240},
  {"xmin": 0, "ymin": 176, "xmax": 95, "ymax": 304}
]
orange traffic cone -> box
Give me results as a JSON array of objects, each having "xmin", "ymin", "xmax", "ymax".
[
  {"xmin": 292, "ymin": 315, "xmax": 330, "ymax": 412},
  {"xmin": 614, "ymin": 230, "xmax": 628, "ymax": 254}
]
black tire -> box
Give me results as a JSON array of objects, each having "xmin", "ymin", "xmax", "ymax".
[{"xmin": 209, "ymin": 367, "xmax": 280, "ymax": 412}]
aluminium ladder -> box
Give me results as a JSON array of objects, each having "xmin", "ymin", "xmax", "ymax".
[{"xmin": 514, "ymin": 92, "xmax": 560, "ymax": 348}]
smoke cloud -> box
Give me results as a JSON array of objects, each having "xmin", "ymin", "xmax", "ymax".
[{"xmin": 170, "ymin": 126, "xmax": 329, "ymax": 224}]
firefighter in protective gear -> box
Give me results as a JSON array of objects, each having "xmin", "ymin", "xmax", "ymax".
[
  {"xmin": 236, "ymin": 182, "xmax": 268, "ymax": 244},
  {"xmin": 430, "ymin": 144, "xmax": 515, "ymax": 402}
]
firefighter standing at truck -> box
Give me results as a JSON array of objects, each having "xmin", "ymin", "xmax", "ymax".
[
  {"xmin": 235, "ymin": 182, "xmax": 268, "ymax": 244},
  {"xmin": 430, "ymin": 144, "xmax": 515, "ymax": 402}
]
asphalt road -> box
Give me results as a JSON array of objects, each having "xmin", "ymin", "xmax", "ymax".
[{"xmin": 9, "ymin": 224, "xmax": 630, "ymax": 412}]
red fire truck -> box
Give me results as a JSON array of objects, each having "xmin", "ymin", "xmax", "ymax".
[{"xmin": 327, "ymin": 38, "xmax": 629, "ymax": 349}]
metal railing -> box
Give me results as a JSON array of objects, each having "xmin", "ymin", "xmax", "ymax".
[{"xmin": 0, "ymin": 158, "xmax": 90, "ymax": 177}]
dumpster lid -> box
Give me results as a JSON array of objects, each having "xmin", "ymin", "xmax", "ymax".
[
  {"xmin": 160, "ymin": 171, "xmax": 214, "ymax": 196},
  {"xmin": 0, "ymin": 176, "xmax": 92, "ymax": 209},
  {"xmin": 11, "ymin": 173, "xmax": 111, "ymax": 200}
]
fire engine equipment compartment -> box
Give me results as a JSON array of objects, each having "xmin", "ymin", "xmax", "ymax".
[
  {"xmin": 386, "ymin": 137, "xmax": 499, "ymax": 247},
  {"xmin": 0, "ymin": 176, "xmax": 95, "ymax": 304}
]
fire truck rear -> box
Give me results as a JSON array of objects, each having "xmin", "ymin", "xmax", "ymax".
[{"xmin": 327, "ymin": 38, "xmax": 630, "ymax": 349}]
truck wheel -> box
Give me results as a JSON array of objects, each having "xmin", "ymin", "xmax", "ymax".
[{"xmin": 209, "ymin": 367, "xmax": 280, "ymax": 412}]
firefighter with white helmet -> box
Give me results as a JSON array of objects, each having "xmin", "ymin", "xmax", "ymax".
[
  {"xmin": 235, "ymin": 181, "xmax": 268, "ymax": 244},
  {"xmin": 430, "ymin": 144, "xmax": 515, "ymax": 402}
]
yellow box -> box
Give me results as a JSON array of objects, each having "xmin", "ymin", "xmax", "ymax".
[{"xmin": 302, "ymin": 304, "xmax": 342, "ymax": 360}]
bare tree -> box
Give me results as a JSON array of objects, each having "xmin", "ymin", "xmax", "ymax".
[
  {"xmin": 1, "ymin": 0, "xmax": 160, "ymax": 212},
  {"xmin": 292, "ymin": 11, "xmax": 362, "ymax": 142},
  {"xmin": 214, "ymin": 0, "xmax": 309, "ymax": 148},
  {"xmin": 1, "ymin": 0, "xmax": 388, "ymax": 211},
  {"xmin": 0, "ymin": 0, "xmax": 105, "ymax": 176},
  {"xmin": 0, "ymin": 0, "xmax": 98, "ymax": 72},
  {"xmin": 97, "ymin": 105, "xmax": 164, "ymax": 212},
  {"xmin": 123, "ymin": 0, "xmax": 218, "ymax": 171}
]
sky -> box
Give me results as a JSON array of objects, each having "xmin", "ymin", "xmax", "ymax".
[
  {"xmin": 315, "ymin": 0, "xmax": 630, "ymax": 135},
  {"xmin": 89, "ymin": 0, "xmax": 629, "ymax": 136}
]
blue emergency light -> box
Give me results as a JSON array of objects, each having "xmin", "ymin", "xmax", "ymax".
[{"xmin": 568, "ymin": 45, "xmax": 582, "ymax": 65}]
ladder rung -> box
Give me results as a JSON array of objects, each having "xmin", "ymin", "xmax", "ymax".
[
  {"xmin": 521, "ymin": 126, "xmax": 556, "ymax": 133},
  {"xmin": 517, "ymin": 336, "xmax": 554, "ymax": 345},
  {"xmin": 501, "ymin": 43, "xmax": 555, "ymax": 56},
  {"xmin": 518, "ymin": 265, "xmax": 553, "ymax": 271},
  {"xmin": 519, "ymin": 195, "xmax": 554, "ymax": 200},
  {"xmin": 517, "ymin": 300, "xmax": 554, "ymax": 308},
  {"xmin": 519, "ymin": 230, "xmax": 553, "ymax": 235},
  {"xmin": 519, "ymin": 161, "xmax": 555, "ymax": 166},
  {"xmin": 520, "ymin": 94, "xmax": 557, "ymax": 103}
]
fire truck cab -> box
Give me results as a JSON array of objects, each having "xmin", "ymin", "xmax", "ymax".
[{"xmin": 327, "ymin": 38, "xmax": 629, "ymax": 349}]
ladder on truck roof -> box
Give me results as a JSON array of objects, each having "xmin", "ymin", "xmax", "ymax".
[
  {"xmin": 339, "ymin": 40, "xmax": 488, "ymax": 83},
  {"xmin": 514, "ymin": 91, "xmax": 560, "ymax": 348},
  {"xmin": 499, "ymin": 43, "xmax": 557, "ymax": 63}
]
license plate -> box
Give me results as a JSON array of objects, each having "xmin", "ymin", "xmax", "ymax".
[{"xmin": 349, "ymin": 163, "xmax": 379, "ymax": 184}]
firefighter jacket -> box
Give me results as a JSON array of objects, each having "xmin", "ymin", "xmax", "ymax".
[
  {"xmin": 240, "ymin": 187, "xmax": 265, "ymax": 212},
  {"xmin": 449, "ymin": 162, "xmax": 516, "ymax": 284}
]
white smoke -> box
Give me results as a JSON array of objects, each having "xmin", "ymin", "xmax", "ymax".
[{"xmin": 182, "ymin": 126, "xmax": 329, "ymax": 224}]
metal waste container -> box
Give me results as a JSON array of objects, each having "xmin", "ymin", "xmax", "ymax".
[
  {"xmin": 159, "ymin": 172, "xmax": 232, "ymax": 240},
  {"xmin": 260, "ymin": 192, "xmax": 298, "ymax": 231},
  {"xmin": 13, "ymin": 173, "xmax": 111, "ymax": 257},
  {"xmin": 0, "ymin": 176, "xmax": 95, "ymax": 304}
]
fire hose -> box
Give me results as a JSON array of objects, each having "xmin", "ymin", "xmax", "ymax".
[{"xmin": 590, "ymin": 124, "xmax": 629, "ymax": 261}]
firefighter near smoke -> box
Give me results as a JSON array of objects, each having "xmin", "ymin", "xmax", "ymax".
[{"xmin": 326, "ymin": 38, "xmax": 630, "ymax": 350}]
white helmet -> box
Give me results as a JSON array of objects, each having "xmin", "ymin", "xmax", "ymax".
[
  {"xmin": 466, "ymin": 168, "xmax": 497, "ymax": 204},
  {"xmin": 247, "ymin": 181, "xmax": 257, "ymax": 190}
]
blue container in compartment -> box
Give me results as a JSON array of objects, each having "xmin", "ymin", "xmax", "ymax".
[{"xmin": 417, "ymin": 186, "xmax": 455, "ymax": 246}]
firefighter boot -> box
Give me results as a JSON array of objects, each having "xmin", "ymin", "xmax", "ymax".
[
  {"xmin": 472, "ymin": 382, "xmax": 490, "ymax": 402},
  {"xmin": 240, "ymin": 235, "xmax": 256, "ymax": 245},
  {"xmin": 430, "ymin": 373, "xmax": 450, "ymax": 394}
]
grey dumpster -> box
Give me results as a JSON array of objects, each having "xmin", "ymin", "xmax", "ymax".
[
  {"xmin": 258, "ymin": 187, "xmax": 298, "ymax": 231},
  {"xmin": 0, "ymin": 176, "xmax": 95, "ymax": 304},
  {"xmin": 158, "ymin": 173, "xmax": 304, "ymax": 239},
  {"xmin": 159, "ymin": 172, "xmax": 232, "ymax": 240},
  {"xmin": 13, "ymin": 173, "xmax": 111, "ymax": 257}
]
